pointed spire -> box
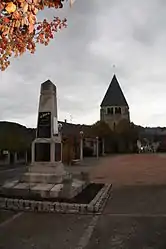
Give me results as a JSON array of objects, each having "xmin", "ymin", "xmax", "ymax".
[{"xmin": 101, "ymin": 75, "xmax": 129, "ymax": 107}]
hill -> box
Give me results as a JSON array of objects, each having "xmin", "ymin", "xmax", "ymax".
[{"xmin": 0, "ymin": 121, "xmax": 36, "ymax": 152}]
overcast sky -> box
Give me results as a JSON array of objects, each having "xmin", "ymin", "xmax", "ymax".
[{"xmin": 1, "ymin": 0, "xmax": 166, "ymax": 128}]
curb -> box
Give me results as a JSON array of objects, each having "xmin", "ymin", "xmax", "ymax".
[{"xmin": 0, "ymin": 184, "xmax": 112, "ymax": 214}]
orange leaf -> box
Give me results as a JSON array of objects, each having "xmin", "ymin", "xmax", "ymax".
[
  {"xmin": 12, "ymin": 11, "xmax": 21, "ymax": 19},
  {"xmin": 23, "ymin": 2, "xmax": 28, "ymax": 13},
  {"xmin": 28, "ymin": 13, "xmax": 36, "ymax": 24},
  {"xmin": 3, "ymin": 17, "xmax": 10, "ymax": 23},
  {"xmin": 5, "ymin": 2, "xmax": 16, "ymax": 14},
  {"xmin": 0, "ymin": 3, "xmax": 4, "ymax": 11},
  {"xmin": 28, "ymin": 23, "xmax": 34, "ymax": 33},
  {"xmin": 32, "ymin": 7, "xmax": 38, "ymax": 15}
]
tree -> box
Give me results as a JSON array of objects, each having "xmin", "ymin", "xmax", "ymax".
[
  {"xmin": 115, "ymin": 120, "xmax": 139, "ymax": 152},
  {"xmin": 86, "ymin": 120, "xmax": 112, "ymax": 139},
  {"xmin": 62, "ymin": 136, "xmax": 75, "ymax": 165},
  {"xmin": 0, "ymin": 0, "xmax": 73, "ymax": 71},
  {"xmin": 115, "ymin": 119, "xmax": 130, "ymax": 134}
]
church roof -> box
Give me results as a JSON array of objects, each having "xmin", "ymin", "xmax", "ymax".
[{"xmin": 100, "ymin": 75, "xmax": 129, "ymax": 107}]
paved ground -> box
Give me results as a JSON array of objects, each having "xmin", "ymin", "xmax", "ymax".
[
  {"xmin": 0, "ymin": 212, "xmax": 93, "ymax": 249},
  {"xmin": 0, "ymin": 163, "xmax": 27, "ymax": 171},
  {"xmin": 87, "ymin": 186, "xmax": 166, "ymax": 249},
  {"xmin": 90, "ymin": 153, "xmax": 166, "ymax": 186},
  {"xmin": 0, "ymin": 210, "xmax": 17, "ymax": 224},
  {"xmin": 87, "ymin": 216, "xmax": 166, "ymax": 249},
  {"xmin": 1, "ymin": 154, "xmax": 166, "ymax": 248},
  {"xmin": 104, "ymin": 185, "xmax": 166, "ymax": 214},
  {"xmin": 0, "ymin": 166, "xmax": 27, "ymax": 186}
]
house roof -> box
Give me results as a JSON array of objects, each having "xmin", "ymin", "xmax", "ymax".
[
  {"xmin": 100, "ymin": 75, "xmax": 129, "ymax": 107},
  {"xmin": 59, "ymin": 121, "xmax": 90, "ymax": 137}
]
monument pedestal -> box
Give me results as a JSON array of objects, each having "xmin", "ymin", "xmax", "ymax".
[{"xmin": 1, "ymin": 80, "xmax": 87, "ymax": 200}]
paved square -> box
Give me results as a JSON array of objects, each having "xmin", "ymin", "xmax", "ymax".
[
  {"xmin": 86, "ymin": 216, "xmax": 166, "ymax": 249},
  {"xmin": 90, "ymin": 154, "xmax": 166, "ymax": 186},
  {"xmin": 0, "ymin": 212, "xmax": 93, "ymax": 249},
  {"xmin": 1, "ymin": 154, "xmax": 166, "ymax": 248},
  {"xmin": 104, "ymin": 185, "xmax": 166, "ymax": 214}
]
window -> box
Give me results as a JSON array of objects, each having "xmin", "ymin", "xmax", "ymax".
[
  {"xmin": 107, "ymin": 107, "xmax": 113, "ymax": 115},
  {"xmin": 115, "ymin": 107, "xmax": 121, "ymax": 114}
]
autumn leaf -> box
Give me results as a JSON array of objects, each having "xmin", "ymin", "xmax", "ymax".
[
  {"xmin": 28, "ymin": 23, "xmax": 34, "ymax": 33},
  {"xmin": 23, "ymin": 2, "xmax": 29, "ymax": 13},
  {"xmin": 28, "ymin": 13, "xmax": 36, "ymax": 24},
  {"xmin": 2, "ymin": 29, "xmax": 9, "ymax": 36},
  {"xmin": 3, "ymin": 17, "xmax": 10, "ymax": 24},
  {"xmin": 5, "ymin": 2, "xmax": 17, "ymax": 14},
  {"xmin": 12, "ymin": 11, "xmax": 21, "ymax": 19},
  {"xmin": 32, "ymin": 7, "xmax": 38, "ymax": 15},
  {"xmin": 0, "ymin": 3, "xmax": 4, "ymax": 11}
]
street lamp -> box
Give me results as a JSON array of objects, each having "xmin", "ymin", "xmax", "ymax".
[
  {"xmin": 80, "ymin": 131, "xmax": 84, "ymax": 161},
  {"xmin": 96, "ymin": 136, "xmax": 99, "ymax": 159},
  {"xmin": 58, "ymin": 123, "xmax": 63, "ymax": 161}
]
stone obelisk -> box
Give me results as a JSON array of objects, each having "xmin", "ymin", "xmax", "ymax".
[
  {"xmin": 1, "ymin": 80, "xmax": 86, "ymax": 199},
  {"xmin": 27, "ymin": 80, "xmax": 70, "ymax": 181}
]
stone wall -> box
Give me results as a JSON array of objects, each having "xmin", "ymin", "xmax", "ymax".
[{"xmin": 100, "ymin": 105, "xmax": 130, "ymax": 130}]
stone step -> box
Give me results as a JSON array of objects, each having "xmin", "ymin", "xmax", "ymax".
[
  {"xmin": 20, "ymin": 172, "xmax": 64, "ymax": 184},
  {"xmin": 28, "ymin": 164, "xmax": 66, "ymax": 174},
  {"xmin": 2, "ymin": 180, "xmax": 86, "ymax": 199},
  {"xmin": 59, "ymin": 179, "xmax": 87, "ymax": 199}
]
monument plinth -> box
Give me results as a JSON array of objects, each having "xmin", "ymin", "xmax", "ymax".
[
  {"xmin": 1, "ymin": 80, "xmax": 86, "ymax": 199},
  {"xmin": 25, "ymin": 80, "xmax": 69, "ymax": 183}
]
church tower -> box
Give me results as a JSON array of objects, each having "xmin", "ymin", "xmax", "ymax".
[{"xmin": 100, "ymin": 74, "xmax": 130, "ymax": 130}]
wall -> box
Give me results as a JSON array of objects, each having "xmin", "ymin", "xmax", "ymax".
[{"xmin": 100, "ymin": 106, "xmax": 130, "ymax": 130}]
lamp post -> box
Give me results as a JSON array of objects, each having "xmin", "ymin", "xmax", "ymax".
[
  {"xmin": 58, "ymin": 123, "xmax": 63, "ymax": 162},
  {"xmin": 80, "ymin": 131, "xmax": 84, "ymax": 161},
  {"xmin": 96, "ymin": 136, "xmax": 99, "ymax": 159},
  {"xmin": 102, "ymin": 138, "xmax": 105, "ymax": 156}
]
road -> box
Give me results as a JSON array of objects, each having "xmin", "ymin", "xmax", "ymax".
[{"xmin": 0, "ymin": 164, "xmax": 27, "ymax": 186}]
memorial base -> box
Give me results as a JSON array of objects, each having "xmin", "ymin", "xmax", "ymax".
[{"xmin": 1, "ymin": 162, "xmax": 87, "ymax": 200}]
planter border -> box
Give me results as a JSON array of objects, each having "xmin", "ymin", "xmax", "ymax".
[{"xmin": 0, "ymin": 184, "xmax": 112, "ymax": 214}]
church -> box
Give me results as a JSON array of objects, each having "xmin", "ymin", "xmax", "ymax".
[
  {"xmin": 59, "ymin": 74, "xmax": 131, "ymax": 157},
  {"xmin": 100, "ymin": 74, "xmax": 130, "ymax": 130}
]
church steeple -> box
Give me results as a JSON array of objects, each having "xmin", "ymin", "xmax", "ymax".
[
  {"xmin": 100, "ymin": 74, "xmax": 130, "ymax": 130},
  {"xmin": 101, "ymin": 74, "xmax": 129, "ymax": 107}
]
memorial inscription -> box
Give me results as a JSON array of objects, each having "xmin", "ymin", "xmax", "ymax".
[{"xmin": 37, "ymin": 112, "xmax": 51, "ymax": 138}]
